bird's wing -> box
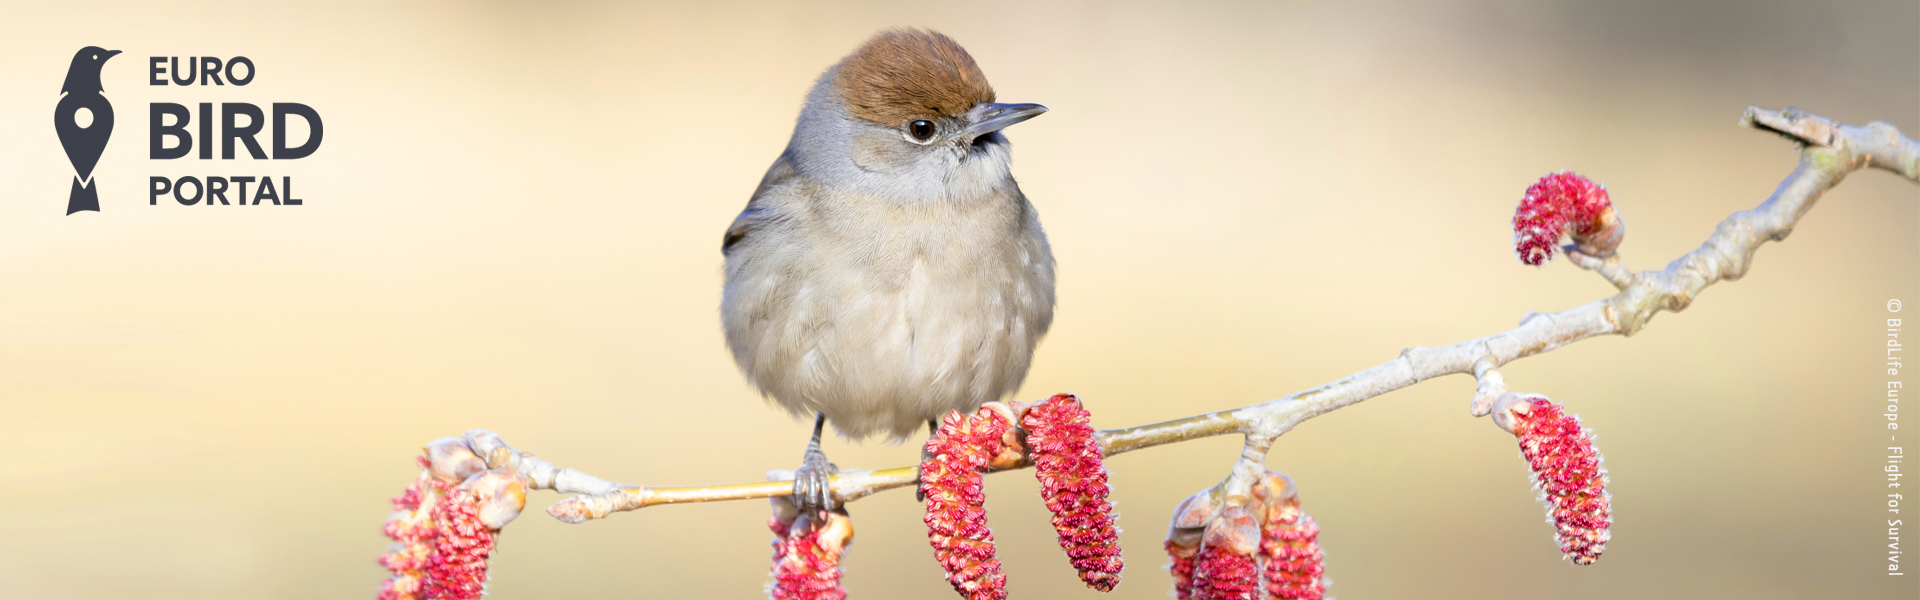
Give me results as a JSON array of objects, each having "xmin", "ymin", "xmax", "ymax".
[{"xmin": 723, "ymin": 149, "xmax": 800, "ymax": 254}]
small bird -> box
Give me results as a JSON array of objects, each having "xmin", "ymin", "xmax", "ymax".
[
  {"xmin": 721, "ymin": 29, "xmax": 1056, "ymax": 513},
  {"xmin": 56, "ymin": 46, "xmax": 120, "ymax": 215}
]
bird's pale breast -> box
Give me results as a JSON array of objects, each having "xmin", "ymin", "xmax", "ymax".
[{"xmin": 722, "ymin": 179, "xmax": 1055, "ymax": 440}]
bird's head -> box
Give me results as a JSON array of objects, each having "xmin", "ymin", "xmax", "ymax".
[
  {"xmin": 62, "ymin": 47, "xmax": 121, "ymax": 94},
  {"xmin": 790, "ymin": 29, "xmax": 1046, "ymax": 203}
]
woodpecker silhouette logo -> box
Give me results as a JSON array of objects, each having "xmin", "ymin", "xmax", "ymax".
[{"xmin": 56, "ymin": 46, "xmax": 120, "ymax": 215}]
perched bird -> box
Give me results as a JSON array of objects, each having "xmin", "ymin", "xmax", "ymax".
[
  {"xmin": 56, "ymin": 46, "xmax": 120, "ymax": 215},
  {"xmin": 721, "ymin": 29, "xmax": 1055, "ymax": 513}
]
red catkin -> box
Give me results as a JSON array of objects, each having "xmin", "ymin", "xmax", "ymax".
[
  {"xmin": 1024, "ymin": 392, "xmax": 1124, "ymax": 591},
  {"xmin": 423, "ymin": 490, "xmax": 494, "ymax": 600},
  {"xmin": 1167, "ymin": 540, "xmax": 1198, "ymax": 600},
  {"xmin": 1191, "ymin": 544, "xmax": 1260, "ymax": 600},
  {"xmin": 769, "ymin": 510, "xmax": 853, "ymax": 600},
  {"xmin": 379, "ymin": 461, "xmax": 497, "ymax": 600},
  {"xmin": 1506, "ymin": 395, "xmax": 1611, "ymax": 565},
  {"xmin": 1512, "ymin": 171, "xmax": 1615, "ymax": 266},
  {"xmin": 1258, "ymin": 507, "xmax": 1326, "ymax": 600},
  {"xmin": 1249, "ymin": 471, "xmax": 1329, "ymax": 600},
  {"xmin": 922, "ymin": 405, "xmax": 1014, "ymax": 600}
]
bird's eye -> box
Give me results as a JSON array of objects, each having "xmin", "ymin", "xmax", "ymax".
[{"xmin": 908, "ymin": 119, "xmax": 936, "ymax": 142}]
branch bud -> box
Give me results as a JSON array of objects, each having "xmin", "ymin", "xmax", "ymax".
[
  {"xmin": 460, "ymin": 469, "xmax": 531, "ymax": 530},
  {"xmin": 425, "ymin": 437, "xmax": 485, "ymax": 483},
  {"xmin": 1167, "ymin": 488, "xmax": 1220, "ymax": 556},
  {"xmin": 1204, "ymin": 505, "xmax": 1261, "ymax": 556}
]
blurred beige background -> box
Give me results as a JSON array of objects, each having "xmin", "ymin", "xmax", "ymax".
[{"xmin": 1, "ymin": 1, "xmax": 1915, "ymax": 598}]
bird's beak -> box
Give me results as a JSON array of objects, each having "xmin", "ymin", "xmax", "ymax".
[
  {"xmin": 964, "ymin": 103, "xmax": 1048, "ymax": 137},
  {"xmin": 102, "ymin": 50, "xmax": 121, "ymax": 60}
]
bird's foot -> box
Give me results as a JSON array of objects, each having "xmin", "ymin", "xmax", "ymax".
[{"xmin": 791, "ymin": 444, "xmax": 839, "ymax": 515}]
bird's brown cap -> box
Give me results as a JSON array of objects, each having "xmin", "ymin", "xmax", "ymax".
[{"xmin": 836, "ymin": 29, "xmax": 996, "ymax": 126}]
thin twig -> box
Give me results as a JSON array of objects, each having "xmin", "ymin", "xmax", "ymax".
[{"xmin": 490, "ymin": 107, "xmax": 1915, "ymax": 523}]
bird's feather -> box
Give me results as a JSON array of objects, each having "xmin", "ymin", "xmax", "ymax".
[
  {"xmin": 724, "ymin": 150, "xmax": 800, "ymax": 254},
  {"xmin": 836, "ymin": 29, "xmax": 995, "ymax": 126}
]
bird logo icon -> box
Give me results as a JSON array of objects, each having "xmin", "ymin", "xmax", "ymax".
[{"xmin": 56, "ymin": 46, "xmax": 120, "ymax": 215}]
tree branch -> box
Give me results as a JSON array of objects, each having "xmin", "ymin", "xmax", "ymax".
[{"xmin": 475, "ymin": 107, "xmax": 1915, "ymax": 524}]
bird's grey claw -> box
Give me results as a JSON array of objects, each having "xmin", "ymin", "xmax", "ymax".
[{"xmin": 790, "ymin": 447, "xmax": 839, "ymax": 514}]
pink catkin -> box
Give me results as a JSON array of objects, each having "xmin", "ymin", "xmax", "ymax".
[
  {"xmin": 1511, "ymin": 397, "xmax": 1611, "ymax": 565},
  {"xmin": 769, "ymin": 517, "xmax": 849, "ymax": 600},
  {"xmin": 1166, "ymin": 541, "xmax": 1197, "ymax": 600},
  {"xmin": 423, "ymin": 490, "xmax": 494, "ymax": 599},
  {"xmin": 1512, "ymin": 171, "xmax": 1612, "ymax": 266},
  {"xmin": 921, "ymin": 406, "xmax": 1013, "ymax": 600},
  {"xmin": 1258, "ymin": 506, "xmax": 1326, "ymax": 600},
  {"xmin": 378, "ymin": 462, "xmax": 497, "ymax": 600},
  {"xmin": 1190, "ymin": 544, "xmax": 1260, "ymax": 600},
  {"xmin": 1023, "ymin": 393, "xmax": 1124, "ymax": 591}
]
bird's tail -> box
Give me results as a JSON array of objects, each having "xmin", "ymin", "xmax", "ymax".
[{"xmin": 66, "ymin": 177, "xmax": 98, "ymax": 215}]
